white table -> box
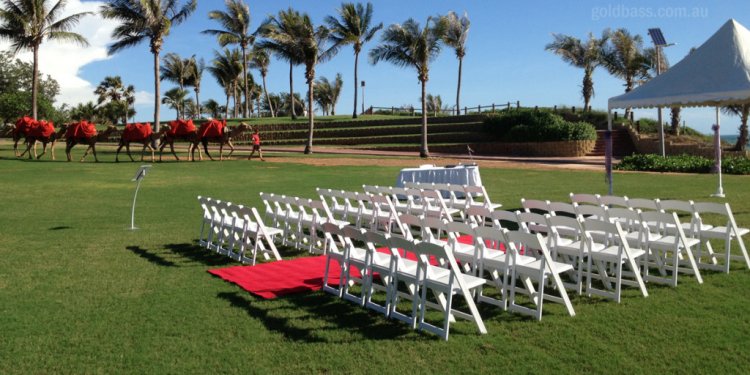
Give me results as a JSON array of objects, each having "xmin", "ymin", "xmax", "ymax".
[{"xmin": 396, "ymin": 165, "xmax": 482, "ymax": 189}]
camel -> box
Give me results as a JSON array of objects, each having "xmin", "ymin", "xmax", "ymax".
[
  {"xmin": 19, "ymin": 124, "xmax": 67, "ymax": 160},
  {"xmin": 190, "ymin": 123, "xmax": 251, "ymax": 161},
  {"xmin": 158, "ymin": 128, "xmax": 201, "ymax": 162},
  {"xmin": 65, "ymin": 125, "xmax": 118, "ymax": 162},
  {"xmin": 9, "ymin": 119, "xmax": 34, "ymax": 156},
  {"xmin": 116, "ymin": 125, "xmax": 169, "ymax": 162}
]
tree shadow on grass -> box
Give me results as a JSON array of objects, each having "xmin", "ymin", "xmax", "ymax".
[
  {"xmin": 125, "ymin": 246, "xmax": 176, "ymax": 267},
  {"xmin": 217, "ymin": 291, "xmax": 420, "ymax": 343},
  {"xmin": 165, "ymin": 242, "xmax": 234, "ymax": 267},
  {"xmin": 49, "ymin": 226, "xmax": 71, "ymax": 230}
]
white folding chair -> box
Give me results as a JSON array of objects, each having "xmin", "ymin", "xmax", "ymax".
[
  {"xmin": 321, "ymin": 222, "xmax": 348, "ymax": 297},
  {"xmin": 490, "ymin": 209, "xmax": 521, "ymax": 231},
  {"xmin": 583, "ymin": 218, "xmax": 648, "ymax": 302},
  {"xmin": 387, "ymin": 235, "xmax": 427, "ymax": 329},
  {"xmin": 506, "ymin": 231, "xmax": 576, "ymax": 320},
  {"xmin": 628, "ymin": 197, "xmax": 661, "ymax": 212},
  {"xmin": 546, "ymin": 214, "xmax": 592, "ymax": 295},
  {"xmin": 465, "ymin": 205, "xmax": 493, "ymax": 228},
  {"xmin": 474, "ymin": 227, "xmax": 532, "ymax": 310},
  {"xmin": 517, "ymin": 211, "xmax": 550, "ymax": 239},
  {"xmin": 341, "ymin": 226, "xmax": 371, "ymax": 306},
  {"xmin": 363, "ymin": 231, "xmax": 396, "ymax": 316},
  {"xmin": 236, "ymin": 206, "xmax": 283, "ymax": 265},
  {"xmin": 416, "ymin": 241, "xmax": 487, "ymax": 340},
  {"xmin": 259, "ymin": 192, "xmax": 284, "ymax": 229},
  {"xmin": 368, "ymin": 194, "xmax": 403, "ymax": 235},
  {"xmin": 693, "ymin": 202, "xmax": 750, "ymax": 273},
  {"xmin": 464, "ymin": 185, "xmax": 502, "ymax": 211},
  {"xmin": 444, "ymin": 221, "xmax": 479, "ymax": 274},
  {"xmin": 421, "ymin": 189, "xmax": 460, "ymax": 220},
  {"xmin": 548, "ymin": 201, "xmax": 577, "ymax": 217},
  {"xmin": 388, "ymin": 186, "xmax": 412, "ymax": 214},
  {"xmin": 639, "ymin": 211, "xmax": 703, "ymax": 286},
  {"xmin": 657, "ymin": 199, "xmax": 702, "ymax": 236},
  {"xmin": 197, "ymin": 196, "xmax": 214, "ymax": 247}
]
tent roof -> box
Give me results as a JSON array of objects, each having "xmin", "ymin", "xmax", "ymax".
[{"xmin": 608, "ymin": 19, "xmax": 750, "ymax": 109}]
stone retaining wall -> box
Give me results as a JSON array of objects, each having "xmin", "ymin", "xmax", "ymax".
[
  {"xmin": 625, "ymin": 127, "xmax": 748, "ymax": 158},
  {"xmin": 377, "ymin": 140, "xmax": 596, "ymax": 157}
]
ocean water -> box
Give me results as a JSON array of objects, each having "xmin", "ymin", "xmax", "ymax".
[{"xmin": 721, "ymin": 135, "xmax": 749, "ymax": 145}]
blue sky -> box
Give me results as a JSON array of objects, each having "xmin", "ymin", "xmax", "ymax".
[{"xmin": 5, "ymin": 0, "xmax": 750, "ymax": 134}]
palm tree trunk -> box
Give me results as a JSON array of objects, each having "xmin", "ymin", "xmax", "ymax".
[
  {"xmin": 455, "ymin": 56, "xmax": 462, "ymax": 115},
  {"xmin": 420, "ymin": 79, "xmax": 429, "ymax": 158},
  {"xmin": 195, "ymin": 88, "xmax": 201, "ymax": 118},
  {"xmin": 32, "ymin": 45, "xmax": 39, "ymax": 120},
  {"xmin": 233, "ymin": 81, "xmax": 239, "ymax": 118},
  {"xmin": 242, "ymin": 46, "xmax": 249, "ymax": 118},
  {"xmin": 582, "ymin": 68, "xmax": 593, "ymax": 111},
  {"xmin": 153, "ymin": 50, "xmax": 161, "ymax": 148},
  {"xmin": 736, "ymin": 107, "xmax": 749, "ymax": 152},
  {"xmin": 353, "ymin": 51, "xmax": 359, "ymax": 119},
  {"xmin": 225, "ymin": 94, "xmax": 230, "ymax": 119},
  {"xmin": 289, "ymin": 62, "xmax": 297, "ymax": 119},
  {"xmin": 304, "ymin": 79, "xmax": 314, "ymax": 154},
  {"xmin": 262, "ymin": 73, "xmax": 274, "ymax": 118}
]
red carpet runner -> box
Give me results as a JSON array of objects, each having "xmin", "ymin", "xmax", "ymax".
[{"xmin": 208, "ymin": 235, "xmax": 480, "ymax": 299}]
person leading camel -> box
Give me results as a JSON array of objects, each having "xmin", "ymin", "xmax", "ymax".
[
  {"xmin": 248, "ymin": 127, "xmax": 265, "ymax": 161},
  {"xmin": 191, "ymin": 121, "xmax": 251, "ymax": 161}
]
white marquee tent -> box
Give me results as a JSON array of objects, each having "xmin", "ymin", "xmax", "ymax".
[{"xmin": 606, "ymin": 19, "xmax": 750, "ymax": 195}]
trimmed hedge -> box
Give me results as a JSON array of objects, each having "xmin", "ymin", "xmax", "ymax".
[
  {"xmin": 483, "ymin": 109, "xmax": 597, "ymax": 142},
  {"xmin": 615, "ymin": 153, "xmax": 750, "ymax": 174}
]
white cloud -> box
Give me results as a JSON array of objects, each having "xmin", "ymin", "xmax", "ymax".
[
  {"xmin": 0, "ymin": 0, "xmax": 115, "ymax": 107},
  {"xmin": 134, "ymin": 90, "xmax": 155, "ymax": 106}
]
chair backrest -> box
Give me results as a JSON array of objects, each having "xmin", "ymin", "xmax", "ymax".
[
  {"xmin": 628, "ymin": 197, "xmax": 661, "ymax": 212},
  {"xmin": 421, "ymin": 189, "xmax": 453, "ymax": 220},
  {"xmin": 517, "ymin": 211, "xmax": 549, "ymax": 236},
  {"xmin": 548, "ymin": 201, "xmax": 577, "ymax": 216},
  {"xmin": 583, "ymin": 217, "xmax": 626, "ymax": 246},
  {"xmin": 445, "ymin": 221, "xmax": 476, "ymax": 244},
  {"xmin": 546, "ymin": 214, "xmax": 584, "ymax": 239},
  {"xmin": 464, "ymin": 185, "xmax": 494, "ymax": 208},
  {"xmin": 422, "ymin": 215, "xmax": 448, "ymax": 243},
  {"xmin": 473, "ymin": 226, "xmax": 509, "ymax": 252},
  {"xmin": 198, "ymin": 196, "xmax": 211, "ymax": 217},
  {"xmin": 413, "ymin": 241, "xmax": 457, "ymax": 279},
  {"xmin": 322, "ymin": 221, "xmax": 346, "ymax": 253},
  {"xmin": 491, "ymin": 209, "xmax": 521, "ymax": 230},
  {"xmin": 521, "ymin": 198, "xmax": 550, "ymax": 214},
  {"xmin": 640, "ymin": 210, "xmax": 681, "ymax": 236},
  {"xmin": 397, "ymin": 213, "xmax": 421, "ymax": 241},
  {"xmin": 570, "ymin": 193, "xmax": 600, "ymax": 206},
  {"xmin": 693, "ymin": 201, "xmax": 731, "ymax": 216},
  {"xmin": 575, "ymin": 203, "xmax": 608, "ymax": 220},
  {"xmin": 343, "ymin": 225, "xmax": 367, "ymax": 243},
  {"xmin": 466, "ymin": 205, "xmax": 492, "ymax": 227},
  {"xmin": 599, "ymin": 195, "xmax": 629, "ymax": 208},
  {"xmin": 506, "ymin": 230, "xmax": 551, "ymax": 264},
  {"xmin": 607, "ymin": 207, "xmax": 643, "ymax": 232}
]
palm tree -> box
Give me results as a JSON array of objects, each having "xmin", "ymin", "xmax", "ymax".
[
  {"xmin": 238, "ymin": 71, "xmax": 256, "ymax": 115},
  {"xmin": 248, "ymin": 46, "xmax": 274, "ymax": 117},
  {"xmin": 545, "ymin": 31, "xmax": 608, "ymax": 112},
  {"xmin": 186, "ymin": 56, "xmax": 205, "ymax": 118},
  {"xmin": 441, "ymin": 11, "xmax": 469, "ymax": 115},
  {"xmin": 208, "ymin": 48, "xmax": 243, "ymax": 119},
  {"xmin": 0, "ymin": 0, "xmax": 91, "ymax": 119},
  {"xmin": 203, "ymin": 0, "xmax": 254, "ymax": 118},
  {"xmin": 69, "ymin": 101, "xmax": 99, "ymax": 122},
  {"xmin": 257, "ymin": 8, "xmax": 305, "ymax": 120},
  {"xmin": 94, "ymin": 75, "xmax": 134, "ymax": 125},
  {"xmin": 601, "ymin": 28, "xmax": 651, "ymax": 119},
  {"xmin": 160, "ymin": 52, "xmax": 192, "ymax": 118},
  {"xmin": 313, "ymin": 78, "xmax": 332, "ymax": 115},
  {"xmin": 203, "ymin": 99, "xmax": 221, "ymax": 119},
  {"xmin": 329, "ymin": 73, "xmax": 343, "ymax": 115},
  {"xmin": 724, "ymin": 104, "xmax": 750, "ymax": 152},
  {"xmin": 101, "ymin": 0, "xmax": 197, "ymax": 134},
  {"xmin": 325, "ymin": 2, "xmax": 383, "ymax": 119},
  {"xmin": 425, "ymin": 93, "xmax": 442, "ymax": 116},
  {"xmin": 370, "ymin": 17, "xmax": 447, "ymax": 157},
  {"xmin": 162, "ymin": 87, "xmax": 188, "ymax": 119}
]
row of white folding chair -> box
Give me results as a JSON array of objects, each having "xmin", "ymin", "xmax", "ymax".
[
  {"xmin": 365, "ymin": 184, "xmax": 461, "ymax": 220},
  {"xmin": 316, "ymin": 188, "xmax": 363, "ymax": 226},
  {"xmin": 321, "ymin": 222, "xmax": 486, "ymax": 340},
  {"xmin": 519, "ymin": 200, "xmax": 701, "ymax": 288},
  {"xmin": 571, "ymin": 194, "xmax": 750, "ymax": 273},
  {"xmin": 403, "ymin": 182, "xmax": 470, "ymax": 216},
  {"xmin": 396, "ymin": 213, "xmax": 577, "ymax": 320},
  {"xmin": 197, "ymin": 196, "xmax": 283, "ymax": 265},
  {"xmin": 404, "ymin": 182, "xmax": 503, "ymax": 212}
]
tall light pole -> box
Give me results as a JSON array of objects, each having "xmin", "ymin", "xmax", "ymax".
[
  {"xmin": 648, "ymin": 28, "xmax": 675, "ymax": 157},
  {"xmin": 361, "ymin": 81, "xmax": 366, "ymax": 115}
]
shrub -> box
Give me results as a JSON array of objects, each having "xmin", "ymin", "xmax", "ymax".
[
  {"xmin": 483, "ymin": 109, "xmax": 597, "ymax": 142},
  {"xmin": 615, "ymin": 154, "xmax": 750, "ymax": 174}
]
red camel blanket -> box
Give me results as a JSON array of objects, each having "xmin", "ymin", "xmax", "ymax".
[
  {"xmin": 29, "ymin": 120, "xmax": 55, "ymax": 138},
  {"xmin": 167, "ymin": 119, "xmax": 196, "ymax": 137},
  {"xmin": 122, "ymin": 123, "xmax": 153, "ymax": 142},
  {"xmin": 14, "ymin": 116, "xmax": 35, "ymax": 136},
  {"xmin": 66, "ymin": 121, "xmax": 98, "ymax": 139},
  {"xmin": 197, "ymin": 119, "xmax": 225, "ymax": 138}
]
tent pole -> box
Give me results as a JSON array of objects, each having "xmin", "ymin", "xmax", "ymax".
[
  {"xmin": 606, "ymin": 109, "xmax": 613, "ymax": 195},
  {"xmin": 658, "ymin": 106, "xmax": 665, "ymax": 156},
  {"xmin": 712, "ymin": 106, "xmax": 725, "ymax": 197}
]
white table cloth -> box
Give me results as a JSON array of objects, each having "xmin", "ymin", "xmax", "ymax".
[{"xmin": 396, "ymin": 165, "xmax": 482, "ymax": 189}]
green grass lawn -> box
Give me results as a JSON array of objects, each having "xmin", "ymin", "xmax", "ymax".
[{"xmin": 1, "ymin": 149, "xmax": 749, "ymax": 373}]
